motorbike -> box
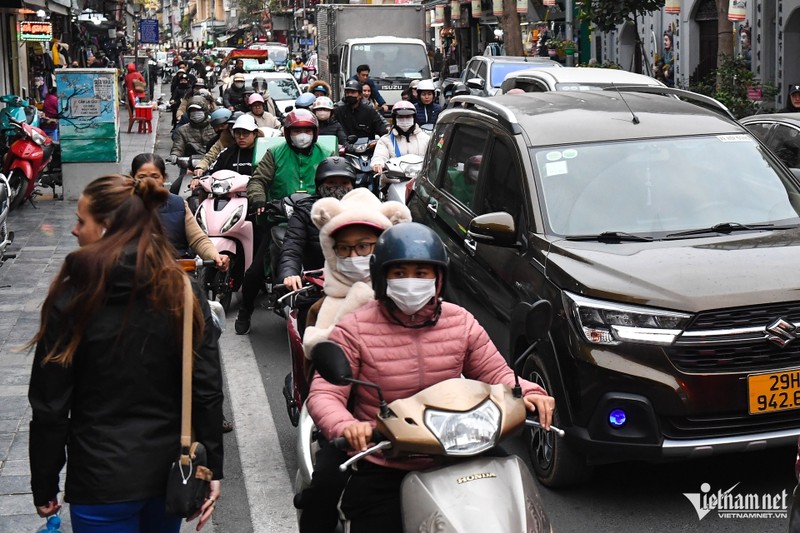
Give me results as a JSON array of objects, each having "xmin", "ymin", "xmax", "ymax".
[
  {"xmin": 0, "ymin": 172, "xmax": 15, "ymax": 267},
  {"xmin": 193, "ymin": 169, "xmax": 254, "ymax": 311},
  {"xmin": 294, "ymin": 300, "xmax": 563, "ymax": 531},
  {"xmin": 275, "ymin": 269, "xmax": 324, "ymax": 427},
  {"xmin": 3, "ymin": 115, "xmax": 54, "ymax": 210},
  {"xmin": 344, "ymin": 136, "xmax": 378, "ymax": 192},
  {"xmin": 0, "ymin": 94, "xmax": 39, "ymax": 154},
  {"xmin": 162, "ymin": 64, "xmax": 174, "ymax": 84},
  {"xmin": 379, "ymin": 153, "xmax": 423, "ymax": 204}
]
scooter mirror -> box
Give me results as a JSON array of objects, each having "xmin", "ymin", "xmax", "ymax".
[
  {"xmin": 311, "ymin": 341, "xmax": 353, "ymax": 385},
  {"xmin": 525, "ymin": 300, "xmax": 553, "ymax": 344}
]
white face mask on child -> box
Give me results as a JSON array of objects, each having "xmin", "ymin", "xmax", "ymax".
[
  {"xmin": 395, "ymin": 118, "xmax": 414, "ymax": 131},
  {"xmin": 337, "ymin": 255, "xmax": 372, "ymax": 282},
  {"xmin": 386, "ymin": 278, "xmax": 436, "ymax": 315}
]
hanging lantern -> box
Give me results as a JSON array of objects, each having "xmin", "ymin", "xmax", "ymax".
[
  {"xmin": 451, "ymin": 0, "xmax": 460, "ymax": 20},
  {"xmin": 435, "ymin": 4, "xmax": 444, "ymax": 23},
  {"xmin": 492, "ymin": 0, "xmax": 502, "ymax": 16},
  {"xmin": 728, "ymin": 0, "xmax": 746, "ymax": 21},
  {"xmin": 471, "ymin": 0, "xmax": 481, "ymax": 18},
  {"xmin": 543, "ymin": 0, "xmax": 556, "ymax": 5},
  {"xmin": 664, "ymin": 0, "xmax": 680, "ymax": 14},
  {"xmin": 516, "ymin": 0, "xmax": 526, "ymax": 14}
]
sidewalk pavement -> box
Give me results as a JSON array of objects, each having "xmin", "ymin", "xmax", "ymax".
[{"xmin": 0, "ymin": 91, "xmax": 210, "ymax": 532}]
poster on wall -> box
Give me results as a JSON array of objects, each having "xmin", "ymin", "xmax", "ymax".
[{"xmin": 55, "ymin": 68, "xmax": 119, "ymax": 163}]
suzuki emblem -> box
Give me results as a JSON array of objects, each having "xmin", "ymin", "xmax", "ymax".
[{"xmin": 765, "ymin": 318, "xmax": 799, "ymax": 347}]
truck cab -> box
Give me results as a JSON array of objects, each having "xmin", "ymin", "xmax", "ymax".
[{"xmin": 333, "ymin": 36, "xmax": 431, "ymax": 107}]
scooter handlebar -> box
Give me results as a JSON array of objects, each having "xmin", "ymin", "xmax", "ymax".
[
  {"xmin": 525, "ymin": 418, "xmax": 565, "ymax": 437},
  {"xmin": 331, "ymin": 429, "xmax": 385, "ymax": 451}
]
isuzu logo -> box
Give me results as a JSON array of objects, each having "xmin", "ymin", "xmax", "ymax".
[{"xmin": 765, "ymin": 318, "xmax": 799, "ymax": 347}]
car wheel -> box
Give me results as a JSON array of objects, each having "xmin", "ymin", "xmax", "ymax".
[{"xmin": 524, "ymin": 353, "xmax": 592, "ymax": 487}]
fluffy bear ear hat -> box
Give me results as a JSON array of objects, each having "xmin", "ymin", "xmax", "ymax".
[{"xmin": 312, "ymin": 188, "xmax": 412, "ymax": 297}]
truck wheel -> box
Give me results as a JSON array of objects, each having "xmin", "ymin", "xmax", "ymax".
[{"xmin": 524, "ymin": 353, "xmax": 592, "ymax": 487}]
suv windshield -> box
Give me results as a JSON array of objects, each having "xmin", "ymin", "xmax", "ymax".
[
  {"xmin": 350, "ymin": 43, "xmax": 431, "ymax": 80},
  {"xmin": 535, "ymin": 135, "xmax": 800, "ymax": 237},
  {"xmin": 491, "ymin": 63, "xmax": 543, "ymax": 87}
]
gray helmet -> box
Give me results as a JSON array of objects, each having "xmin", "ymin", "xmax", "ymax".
[
  {"xmin": 344, "ymin": 79, "xmax": 362, "ymax": 93},
  {"xmin": 186, "ymin": 95, "xmax": 208, "ymax": 114},
  {"xmin": 370, "ymin": 223, "xmax": 449, "ymax": 300}
]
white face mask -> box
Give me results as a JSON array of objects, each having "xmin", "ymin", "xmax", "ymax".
[
  {"xmin": 386, "ymin": 278, "xmax": 436, "ymax": 316},
  {"xmin": 336, "ymin": 255, "xmax": 372, "ymax": 282},
  {"xmin": 292, "ymin": 132, "xmax": 314, "ymax": 149},
  {"xmin": 315, "ymin": 110, "xmax": 331, "ymax": 121},
  {"xmin": 234, "ymin": 82, "xmax": 245, "ymax": 89},
  {"xmin": 189, "ymin": 111, "xmax": 205, "ymax": 123},
  {"xmin": 395, "ymin": 117, "xmax": 414, "ymax": 131}
]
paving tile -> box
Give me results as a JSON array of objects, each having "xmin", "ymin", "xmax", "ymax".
[
  {"xmin": 0, "ymin": 460, "xmax": 29, "ymax": 476},
  {"xmin": 0, "ymin": 493, "xmax": 30, "ymax": 515},
  {"xmin": 0, "ymin": 398, "xmax": 28, "ymax": 422},
  {"xmin": 0, "ymin": 511, "xmax": 43, "ymax": 532},
  {"xmin": 0, "ymin": 435, "xmax": 11, "ymax": 461},
  {"xmin": 0, "ymin": 420, "xmax": 18, "ymax": 434},
  {"xmin": 7, "ymin": 432, "xmax": 29, "ymax": 461},
  {"xmin": 0, "ymin": 475, "xmax": 30, "ymax": 495}
]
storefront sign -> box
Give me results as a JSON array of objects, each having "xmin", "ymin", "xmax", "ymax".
[
  {"xmin": 516, "ymin": 0, "xmax": 527, "ymax": 14},
  {"xmin": 434, "ymin": 4, "xmax": 444, "ymax": 23},
  {"xmin": 19, "ymin": 21, "xmax": 52, "ymax": 42},
  {"xmin": 492, "ymin": 0, "xmax": 502, "ymax": 16},
  {"xmin": 728, "ymin": 0, "xmax": 746, "ymax": 21},
  {"xmin": 139, "ymin": 19, "xmax": 159, "ymax": 44}
]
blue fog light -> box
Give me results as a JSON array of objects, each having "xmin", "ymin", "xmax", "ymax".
[{"xmin": 608, "ymin": 409, "xmax": 627, "ymax": 428}]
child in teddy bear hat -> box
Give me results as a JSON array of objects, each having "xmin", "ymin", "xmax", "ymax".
[{"xmin": 302, "ymin": 188, "xmax": 411, "ymax": 357}]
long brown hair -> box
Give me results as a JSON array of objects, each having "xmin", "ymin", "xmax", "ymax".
[{"xmin": 30, "ymin": 174, "xmax": 205, "ymax": 366}]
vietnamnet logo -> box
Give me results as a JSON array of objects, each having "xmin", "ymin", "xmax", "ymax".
[{"xmin": 683, "ymin": 482, "xmax": 789, "ymax": 520}]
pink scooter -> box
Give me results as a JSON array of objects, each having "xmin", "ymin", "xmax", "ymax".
[{"xmin": 194, "ymin": 169, "xmax": 253, "ymax": 311}]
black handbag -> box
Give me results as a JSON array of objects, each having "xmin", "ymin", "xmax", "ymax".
[{"xmin": 165, "ymin": 277, "xmax": 213, "ymax": 517}]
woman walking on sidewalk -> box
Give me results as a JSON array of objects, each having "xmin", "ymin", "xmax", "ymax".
[{"xmin": 27, "ymin": 174, "xmax": 224, "ymax": 532}]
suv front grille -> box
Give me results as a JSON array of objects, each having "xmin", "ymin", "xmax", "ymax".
[
  {"xmin": 661, "ymin": 409, "xmax": 800, "ymax": 439},
  {"xmin": 667, "ymin": 302, "xmax": 800, "ymax": 373}
]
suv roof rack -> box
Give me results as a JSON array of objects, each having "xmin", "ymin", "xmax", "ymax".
[
  {"xmin": 603, "ymin": 86, "xmax": 736, "ymax": 121},
  {"xmin": 447, "ymin": 95, "xmax": 522, "ymax": 134}
]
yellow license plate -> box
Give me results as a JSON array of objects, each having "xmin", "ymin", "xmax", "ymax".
[{"xmin": 748, "ymin": 369, "xmax": 800, "ymax": 414}]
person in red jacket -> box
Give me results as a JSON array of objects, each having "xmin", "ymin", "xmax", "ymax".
[
  {"xmin": 306, "ymin": 222, "xmax": 556, "ymax": 533},
  {"xmin": 124, "ymin": 63, "xmax": 146, "ymax": 104}
]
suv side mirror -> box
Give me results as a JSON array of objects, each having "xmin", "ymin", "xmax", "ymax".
[
  {"xmin": 466, "ymin": 77, "xmax": 485, "ymax": 90},
  {"xmin": 468, "ymin": 212, "xmax": 518, "ymax": 248}
]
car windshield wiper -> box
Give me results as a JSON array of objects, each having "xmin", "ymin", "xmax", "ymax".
[
  {"xmin": 565, "ymin": 231, "xmax": 654, "ymax": 242},
  {"xmin": 665, "ymin": 222, "xmax": 797, "ymax": 238}
]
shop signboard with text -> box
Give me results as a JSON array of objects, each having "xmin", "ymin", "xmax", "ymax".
[
  {"xmin": 19, "ymin": 21, "xmax": 52, "ymax": 41},
  {"xmin": 55, "ymin": 68, "xmax": 119, "ymax": 163}
]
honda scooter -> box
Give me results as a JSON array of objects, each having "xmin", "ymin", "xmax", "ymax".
[
  {"xmin": 0, "ymin": 94, "xmax": 39, "ymax": 155},
  {"xmin": 379, "ymin": 153, "xmax": 423, "ymax": 204},
  {"xmin": 344, "ymin": 137, "xmax": 377, "ymax": 192},
  {"xmin": 3, "ymin": 115, "xmax": 54, "ymax": 210},
  {"xmin": 193, "ymin": 169, "xmax": 254, "ymax": 311},
  {"xmin": 295, "ymin": 301, "xmax": 562, "ymax": 531}
]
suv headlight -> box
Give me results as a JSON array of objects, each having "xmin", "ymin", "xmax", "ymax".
[
  {"xmin": 564, "ymin": 292, "xmax": 691, "ymax": 346},
  {"xmin": 424, "ymin": 399, "xmax": 501, "ymax": 456}
]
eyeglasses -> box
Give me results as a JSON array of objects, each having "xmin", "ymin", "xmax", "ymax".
[
  {"xmin": 233, "ymin": 129, "xmax": 254, "ymax": 137},
  {"xmin": 333, "ymin": 241, "xmax": 377, "ymax": 258}
]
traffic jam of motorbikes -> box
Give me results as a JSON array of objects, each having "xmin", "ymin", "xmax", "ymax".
[{"xmin": 5, "ymin": 0, "xmax": 800, "ymax": 531}]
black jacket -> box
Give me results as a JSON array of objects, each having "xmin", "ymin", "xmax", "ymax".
[
  {"xmin": 278, "ymin": 195, "xmax": 324, "ymax": 280},
  {"xmin": 29, "ymin": 251, "xmax": 224, "ymax": 506},
  {"xmin": 318, "ymin": 119, "xmax": 348, "ymax": 150},
  {"xmin": 210, "ymin": 144, "xmax": 256, "ymax": 176},
  {"xmin": 334, "ymin": 101, "xmax": 389, "ymax": 140}
]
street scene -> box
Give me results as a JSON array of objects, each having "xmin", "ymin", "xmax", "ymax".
[{"xmin": 3, "ymin": 0, "xmax": 800, "ymax": 532}]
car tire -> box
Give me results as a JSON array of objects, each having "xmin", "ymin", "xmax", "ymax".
[{"xmin": 524, "ymin": 353, "xmax": 592, "ymax": 487}]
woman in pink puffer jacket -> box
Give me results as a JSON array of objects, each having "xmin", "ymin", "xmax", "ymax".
[{"xmin": 306, "ymin": 222, "xmax": 555, "ymax": 533}]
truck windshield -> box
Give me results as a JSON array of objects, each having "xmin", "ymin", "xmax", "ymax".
[
  {"xmin": 535, "ymin": 135, "xmax": 800, "ymax": 237},
  {"xmin": 266, "ymin": 46, "xmax": 289, "ymax": 65},
  {"xmin": 351, "ymin": 43, "xmax": 431, "ymax": 80}
]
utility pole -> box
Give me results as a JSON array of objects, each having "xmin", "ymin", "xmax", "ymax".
[{"xmin": 565, "ymin": 0, "xmax": 574, "ymax": 66}]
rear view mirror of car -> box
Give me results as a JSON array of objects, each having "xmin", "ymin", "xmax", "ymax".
[
  {"xmin": 467, "ymin": 77, "xmax": 485, "ymax": 90},
  {"xmin": 467, "ymin": 212, "xmax": 518, "ymax": 248}
]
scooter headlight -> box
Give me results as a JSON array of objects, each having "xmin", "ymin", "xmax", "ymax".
[
  {"xmin": 30, "ymin": 129, "xmax": 47, "ymax": 146},
  {"xmin": 211, "ymin": 180, "xmax": 231, "ymax": 195},
  {"xmin": 196, "ymin": 205, "xmax": 207, "ymax": 233},
  {"xmin": 221, "ymin": 204, "xmax": 244, "ymax": 233},
  {"xmin": 354, "ymin": 143, "xmax": 368, "ymax": 154},
  {"xmin": 424, "ymin": 399, "xmax": 501, "ymax": 456}
]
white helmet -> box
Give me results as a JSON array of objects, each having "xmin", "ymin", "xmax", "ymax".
[
  {"xmin": 416, "ymin": 79, "xmax": 436, "ymax": 92},
  {"xmin": 312, "ymin": 96, "xmax": 335, "ymax": 111}
]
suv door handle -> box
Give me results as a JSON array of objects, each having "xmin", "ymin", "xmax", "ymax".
[
  {"xmin": 464, "ymin": 236, "xmax": 477, "ymax": 255},
  {"xmin": 427, "ymin": 199, "xmax": 438, "ymax": 217}
]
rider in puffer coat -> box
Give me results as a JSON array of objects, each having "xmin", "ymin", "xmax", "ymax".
[{"xmin": 170, "ymin": 97, "xmax": 216, "ymax": 162}]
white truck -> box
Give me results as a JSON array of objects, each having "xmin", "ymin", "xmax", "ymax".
[{"xmin": 316, "ymin": 4, "xmax": 430, "ymax": 107}]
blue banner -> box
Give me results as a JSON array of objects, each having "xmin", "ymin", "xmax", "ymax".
[{"xmin": 139, "ymin": 19, "xmax": 159, "ymax": 44}]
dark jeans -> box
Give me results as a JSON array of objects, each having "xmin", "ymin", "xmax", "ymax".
[
  {"xmin": 339, "ymin": 462, "xmax": 408, "ymax": 533},
  {"xmin": 298, "ymin": 442, "xmax": 349, "ymax": 533}
]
